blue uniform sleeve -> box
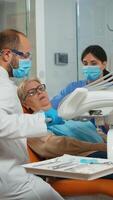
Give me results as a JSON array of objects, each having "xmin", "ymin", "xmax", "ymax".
[{"xmin": 51, "ymin": 80, "xmax": 86, "ymax": 109}]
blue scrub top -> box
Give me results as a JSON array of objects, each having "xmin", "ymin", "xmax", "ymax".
[
  {"xmin": 51, "ymin": 80, "xmax": 86, "ymax": 109},
  {"xmin": 51, "ymin": 79, "xmax": 107, "ymax": 134}
]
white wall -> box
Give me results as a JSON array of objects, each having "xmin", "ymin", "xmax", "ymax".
[{"xmin": 44, "ymin": 0, "xmax": 77, "ymax": 97}]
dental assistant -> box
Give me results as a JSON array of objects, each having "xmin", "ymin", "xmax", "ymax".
[
  {"xmin": 51, "ymin": 45, "xmax": 110, "ymax": 109},
  {"xmin": 0, "ymin": 29, "xmax": 64, "ymax": 200}
]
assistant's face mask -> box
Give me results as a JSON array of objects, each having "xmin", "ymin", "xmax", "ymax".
[
  {"xmin": 12, "ymin": 58, "xmax": 32, "ymax": 78},
  {"xmin": 82, "ymin": 65, "xmax": 102, "ymax": 81}
]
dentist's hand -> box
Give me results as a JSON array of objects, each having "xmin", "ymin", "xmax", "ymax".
[{"xmin": 44, "ymin": 107, "xmax": 64, "ymax": 126}]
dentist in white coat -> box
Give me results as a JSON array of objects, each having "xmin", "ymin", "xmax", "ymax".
[{"xmin": 0, "ymin": 29, "xmax": 64, "ymax": 200}]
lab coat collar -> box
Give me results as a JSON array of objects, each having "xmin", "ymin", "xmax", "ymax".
[{"xmin": 0, "ymin": 66, "xmax": 9, "ymax": 79}]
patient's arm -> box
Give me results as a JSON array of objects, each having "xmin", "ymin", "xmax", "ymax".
[{"xmin": 27, "ymin": 133, "xmax": 107, "ymax": 159}]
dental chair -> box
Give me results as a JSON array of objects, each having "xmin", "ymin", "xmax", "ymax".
[
  {"xmin": 27, "ymin": 144, "xmax": 113, "ymax": 198},
  {"xmin": 27, "ymin": 83, "xmax": 113, "ymax": 199}
]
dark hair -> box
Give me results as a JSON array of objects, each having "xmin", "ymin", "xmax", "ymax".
[
  {"xmin": 81, "ymin": 45, "xmax": 107, "ymax": 62},
  {"xmin": 0, "ymin": 29, "xmax": 26, "ymax": 51}
]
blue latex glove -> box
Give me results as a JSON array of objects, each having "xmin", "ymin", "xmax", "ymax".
[{"xmin": 44, "ymin": 107, "xmax": 64, "ymax": 126}]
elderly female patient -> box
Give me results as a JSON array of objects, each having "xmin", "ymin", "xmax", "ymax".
[{"xmin": 17, "ymin": 78, "xmax": 106, "ymax": 159}]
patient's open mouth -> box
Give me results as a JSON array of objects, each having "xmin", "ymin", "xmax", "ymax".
[{"xmin": 39, "ymin": 96, "xmax": 47, "ymax": 101}]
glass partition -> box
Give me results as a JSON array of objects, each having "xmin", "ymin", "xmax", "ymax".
[
  {"xmin": 77, "ymin": 0, "xmax": 113, "ymax": 80},
  {"xmin": 0, "ymin": 0, "xmax": 27, "ymax": 33},
  {"xmin": 0, "ymin": 0, "xmax": 36, "ymax": 78},
  {"xmin": 1, "ymin": 0, "xmax": 113, "ymax": 95}
]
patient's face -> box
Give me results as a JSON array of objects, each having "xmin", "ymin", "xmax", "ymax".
[
  {"xmin": 23, "ymin": 80, "xmax": 51, "ymax": 112},
  {"xmin": 82, "ymin": 53, "xmax": 106, "ymax": 70}
]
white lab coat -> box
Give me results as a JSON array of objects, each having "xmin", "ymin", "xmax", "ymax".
[{"xmin": 0, "ymin": 66, "xmax": 64, "ymax": 200}]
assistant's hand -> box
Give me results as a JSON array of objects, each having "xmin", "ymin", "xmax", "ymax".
[{"xmin": 44, "ymin": 107, "xmax": 64, "ymax": 126}]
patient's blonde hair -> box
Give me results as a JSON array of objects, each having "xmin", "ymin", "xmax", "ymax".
[{"xmin": 17, "ymin": 78, "xmax": 41, "ymax": 103}]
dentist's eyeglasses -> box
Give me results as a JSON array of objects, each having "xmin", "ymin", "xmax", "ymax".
[
  {"xmin": 0, "ymin": 48, "xmax": 31, "ymax": 59},
  {"xmin": 24, "ymin": 84, "xmax": 46, "ymax": 101},
  {"xmin": 11, "ymin": 49, "xmax": 32, "ymax": 59}
]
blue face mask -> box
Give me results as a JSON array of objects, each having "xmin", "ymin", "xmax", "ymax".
[
  {"xmin": 82, "ymin": 65, "xmax": 102, "ymax": 81},
  {"xmin": 12, "ymin": 59, "xmax": 32, "ymax": 78}
]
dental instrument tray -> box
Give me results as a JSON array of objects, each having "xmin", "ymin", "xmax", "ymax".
[{"xmin": 22, "ymin": 154, "xmax": 113, "ymax": 180}]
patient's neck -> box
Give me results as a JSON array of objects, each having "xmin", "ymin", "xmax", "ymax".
[{"xmin": 33, "ymin": 104, "xmax": 52, "ymax": 113}]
